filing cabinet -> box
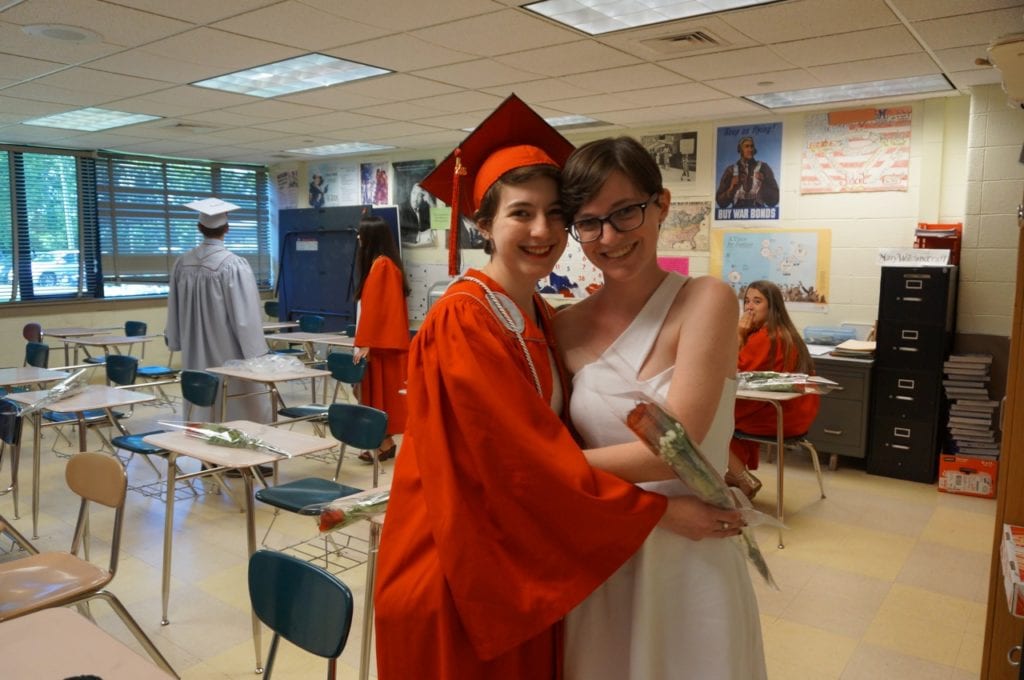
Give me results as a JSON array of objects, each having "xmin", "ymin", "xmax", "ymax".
[
  {"xmin": 808, "ymin": 356, "xmax": 873, "ymax": 463},
  {"xmin": 867, "ymin": 265, "xmax": 957, "ymax": 483}
]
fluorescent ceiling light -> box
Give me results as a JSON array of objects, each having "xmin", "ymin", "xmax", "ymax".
[
  {"xmin": 745, "ymin": 74, "xmax": 953, "ymax": 109},
  {"xmin": 193, "ymin": 53, "xmax": 390, "ymax": 98},
  {"xmin": 285, "ymin": 142, "xmax": 395, "ymax": 156},
  {"xmin": 526, "ymin": 0, "xmax": 779, "ymax": 35},
  {"xmin": 23, "ymin": 107, "xmax": 161, "ymax": 131}
]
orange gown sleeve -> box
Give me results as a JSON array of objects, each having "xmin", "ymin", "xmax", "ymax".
[
  {"xmin": 374, "ymin": 278, "xmax": 666, "ymax": 672},
  {"xmin": 735, "ymin": 326, "xmax": 820, "ymax": 437},
  {"xmin": 354, "ymin": 257, "xmax": 409, "ymax": 351}
]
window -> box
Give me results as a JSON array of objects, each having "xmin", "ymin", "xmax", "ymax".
[
  {"xmin": 0, "ymin": 145, "xmax": 270, "ymax": 303},
  {"xmin": 96, "ymin": 154, "xmax": 271, "ymax": 297}
]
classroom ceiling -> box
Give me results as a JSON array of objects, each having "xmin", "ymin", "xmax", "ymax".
[{"xmin": 0, "ymin": 0, "xmax": 1019, "ymax": 166}]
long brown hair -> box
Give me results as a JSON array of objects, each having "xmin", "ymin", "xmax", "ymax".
[
  {"xmin": 744, "ymin": 280, "xmax": 812, "ymax": 373},
  {"xmin": 354, "ymin": 216, "xmax": 409, "ymax": 300}
]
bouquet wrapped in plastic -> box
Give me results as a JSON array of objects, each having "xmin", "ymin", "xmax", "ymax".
[
  {"xmin": 738, "ymin": 371, "xmax": 840, "ymax": 395},
  {"xmin": 626, "ymin": 400, "xmax": 778, "ymax": 589},
  {"xmin": 18, "ymin": 368, "xmax": 91, "ymax": 416},
  {"xmin": 224, "ymin": 353, "xmax": 305, "ymax": 373},
  {"xmin": 308, "ymin": 490, "xmax": 389, "ymax": 533},
  {"xmin": 158, "ymin": 421, "xmax": 292, "ymax": 457}
]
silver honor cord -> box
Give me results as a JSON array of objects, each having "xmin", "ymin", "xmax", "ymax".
[{"xmin": 458, "ymin": 275, "xmax": 543, "ymax": 398}]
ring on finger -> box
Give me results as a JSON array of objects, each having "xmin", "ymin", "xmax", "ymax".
[{"xmin": 720, "ymin": 521, "xmax": 731, "ymax": 530}]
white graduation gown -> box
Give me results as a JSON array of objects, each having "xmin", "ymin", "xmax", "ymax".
[{"xmin": 166, "ymin": 238, "xmax": 271, "ymax": 422}]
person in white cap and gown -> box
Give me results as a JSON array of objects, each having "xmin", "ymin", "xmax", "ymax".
[{"xmin": 166, "ymin": 198, "xmax": 271, "ymax": 423}]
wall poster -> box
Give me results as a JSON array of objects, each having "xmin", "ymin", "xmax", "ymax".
[
  {"xmin": 801, "ymin": 106, "xmax": 911, "ymax": 194},
  {"xmin": 641, "ymin": 131, "xmax": 697, "ymax": 187},
  {"xmin": 710, "ymin": 228, "xmax": 831, "ymax": 310},
  {"xmin": 714, "ymin": 122, "xmax": 782, "ymax": 221},
  {"xmin": 360, "ymin": 162, "xmax": 390, "ymax": 206},
  {"xmin": 393, "ymin": 159, "xmax": 437, "ymax": 248},
  {"xmin": 658, "ymin": 200, "xmax": 711, "ymax": 252}
]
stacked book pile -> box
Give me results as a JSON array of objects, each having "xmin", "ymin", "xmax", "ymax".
[
  {"xmin": 830, "ymin": 339, "xmax": 875, "ymax": 359},
  {"xmin": 943, "ymin": 353, "xmax": 1000, "ymax": 458}
]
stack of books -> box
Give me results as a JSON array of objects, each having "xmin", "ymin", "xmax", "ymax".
[
  {"xmin": 829, "ymin": 339, "xmax": 875, "ymax": 359},
  {"xmin": 943, "ymin": 353, "xmax": 1000, "ymax": 458}
]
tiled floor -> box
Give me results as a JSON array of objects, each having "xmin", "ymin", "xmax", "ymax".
[{"xmin": 0, "ymin": 379, "xmax": 995, "ymax": 679}]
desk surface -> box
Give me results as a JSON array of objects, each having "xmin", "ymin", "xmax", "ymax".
[
  {"xmin": 8, "ymin": 384, "xmax": 155, "ymax": 412},
  {"xmin": 736, "ymin": 388, "xmax": 805, "ymax": 402},
  {"xmin": 66, "ymin": 334, "xmax": 161, "ymax": 346},
  {"xmin": 0, "ymin": 608, "xmax": 174, "ymax": 679},
  {"xmin": 0, "ymin": 367, "xmax": 69, "ymax": 387},
  {"xmin": 144, "ymin": 419, "xmax": 334, "ymax": 467},
  {"xmin": 207, "ymin": 364, "xmax": 331, "ymax": 383},
  {"xmin": 263, "ymin": 331, "xmax": 349, "ymax": 343},
  {"xmin": 43, "ymin": 326, "xmax": 120, "ymax": 338},
  {"xmin": 262, "ymin": 321, "xmax": 300, "ymax": 331}
]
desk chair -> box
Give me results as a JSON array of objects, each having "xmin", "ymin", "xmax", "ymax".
[
  {"xmin": 137, "ymin": 335, "xmax": 178, "ymax": 410},
  {"xmin": 43, "ymin": 356, "xmax": 137, "ymax": 456},
  {"xmin": 733, "ymin": 429, "xmax": 826, "ymax": 548},
  {"xmin": 248, "ymin": 549, "xmax": 353, "ymax": 679},
  {"xmin": 278, "ymin": 352, "xmax": 367, "ymax": 439},
  {"xmin": 274, "ymin": 314, "xmax": 326, "ymax": 358},
  {"xmin": 0, "ymin": 400, "xmax": 24, "ymax": 519},
  {"xmin": 256, "ymin": 403, "xmax": 385, "ymax": 554},
  {"xmin": 124, "ymin": 320, "xmax": 148, "ymax": 359},
  {"xmin": 24, "ymin": 341, "xmax": 49, "ymax": 369},
  {"xmin": 0, "ymin": 451, "xmax": 178, "ymax": 678},
  {"xmin": 21, "ymin": 323, "xmax": 42, "ymax": 343},
  {"xmin": 264, "ymin": 300, "xmax": 280, "ymax": 320}
]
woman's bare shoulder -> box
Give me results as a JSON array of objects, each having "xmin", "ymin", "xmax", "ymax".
[{"xmin": 678, "ymin": 275, "xmax": 739, "ymax": 315}]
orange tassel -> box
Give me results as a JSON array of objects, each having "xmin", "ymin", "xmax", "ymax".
[{"xmin": 448, "ymin": 149, "xmax": 466, "ymax": 277}]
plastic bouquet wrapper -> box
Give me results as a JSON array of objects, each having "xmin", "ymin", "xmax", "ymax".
[
  {"xmin": 18, "ymin": 368, "xmax": 91, "ymax": 416},
  {"xmin": 224, "ymin": 353, "xmax": 305, "ymax": 373},
  {"xmin": 158, "ymin": 421, "xmax": 292, "ymax": 457},
  {"xmin": 626, "ymin": 399, "xmax": 780, "ymax": 589},
  {"xmin": 307, "ymin": 489, "xmax": 389, "ymax": 534},
  {"xmin": 738, "ymin": 371, "xmax": 840, "ymax": 395}
]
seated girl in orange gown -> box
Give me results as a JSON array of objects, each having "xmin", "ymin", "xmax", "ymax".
[{"xmin": 728, "ymin": 280, "xmax": 820, "ymax": 498}]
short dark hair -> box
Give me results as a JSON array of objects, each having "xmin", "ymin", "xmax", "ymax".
[
  {"xmin": 473, "ymin": 164, "xmax": 561, "ymax": 255},
  {"xmin": 355, "ymin": 215, "xmax": 409, "ymax": 299},
  {"xmin": 561, "ymin": 137, "xmax": 662, "ymax": 223},
  {"xmin": 198, "ymin": 224, "xmax": 228, "ymax": 238}
]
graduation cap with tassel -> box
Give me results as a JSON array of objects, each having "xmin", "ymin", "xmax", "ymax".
[{"xmin": 420, "ymin": 94, "xmax": 575, "ymax": 276}]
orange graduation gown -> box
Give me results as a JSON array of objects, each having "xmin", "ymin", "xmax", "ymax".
[
  {"xmin": 374, "ymin": 270, "xmax": 666, "ymax": 679},
  {"xmin": 354, "ymin": 256, "xmax": 409, "ymax": 435},
  {"xmin": 733, "ymin": 326, "xmax": 820, "ymax": 469}
]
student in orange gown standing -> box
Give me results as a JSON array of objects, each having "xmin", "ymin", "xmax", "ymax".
[
  {"xmin": 352, "ymin": 215, "xmax": 410, "ymax": 462},
  {"xmin": 373, "ymin": 95, "xmax": 742, "ymax": 679},
  {"xmin": 729, "ymin": 279, "xmax": 820, "ymax": 498}
]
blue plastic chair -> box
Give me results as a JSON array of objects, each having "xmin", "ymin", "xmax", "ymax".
[
  {"xmin": 264, "ymin": 300, "xmax": 280, "ymax": 320},
  {"xmin": 24, "ymin": 342, "xmax": 49, "ymax": 369},
  {"xmin": 248, "ymin": 550, "xmax": 354, "ymax": 679},
  {"xmin": 0, "ymin": 399, "xmax": 25, "ymax": 519},
  {"xmin": 278, "ymin": 352, "xmax": 367, "ymax": 426}
]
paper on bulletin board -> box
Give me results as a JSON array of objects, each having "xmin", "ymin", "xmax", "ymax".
[
  {"xmin": 710, "ymin": 228, "xmax": 830, "ymax": 311},
  {"xmin": 430, "ymin": 206, "xmax": 451, "ymax": 230},
  {"xmin": 657, "ymin": 256, "xmax": 689, "ymax": 275}
]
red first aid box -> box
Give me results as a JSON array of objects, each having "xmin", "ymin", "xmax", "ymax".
[
  {"xmin": 1001, "ymin": 524, "xmax": 1024, "ymax": 618},
  {"xmin": 937, "ymin": 453, "xmax": 997, "ymax": 499}
]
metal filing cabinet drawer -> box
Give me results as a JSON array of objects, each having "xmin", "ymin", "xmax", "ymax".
[
  {"xmin": 875, "ymin": 322, "xmax": 951, "ymax": 368},
  {"xmin": 867, "ymin": 416, "xmax": 941, "ymax": 483},
  {"xmin": 872, "ymin": 367, "xmax": 941, "ymax": 418},
  {"xmin": 809, "ymin": 356, "xmax": 873, "ymax": 461},
  {"xmin": 878, "ymin": 266, "xmax": 957, "ymax": 327}
]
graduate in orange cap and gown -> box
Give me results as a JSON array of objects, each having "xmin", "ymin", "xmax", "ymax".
[{"xmin": 372, "ymin": 95, "xmax": 723, "ymax": 679}]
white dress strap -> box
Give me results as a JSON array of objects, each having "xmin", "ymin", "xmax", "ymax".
[{"xmin": 604, "ymin": 273, "xmax": 687, "ymax": 374}]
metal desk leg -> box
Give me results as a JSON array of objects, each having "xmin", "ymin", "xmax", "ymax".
[
  {"xmin": 161, "ymin": 452, "xmax": 178, "ymax": 626},
  {"xmin": 772, "ymin": 401, "xmax": 785, "ymax": 549},
  {"xmin": 359, "ymin": 519, "xmax": 382, "ymax": 680},
  {"xmin": 242, "ymin": 471, "xmax": 263, "ymax": 674},
  {"xmin": 31, "ymin": 412, "xmax": 41, "ymax": 539}
]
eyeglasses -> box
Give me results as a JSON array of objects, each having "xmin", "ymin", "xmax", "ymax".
[{"xmin": 568, "ymin": 193, "xmax": 660, "ymax": 243}]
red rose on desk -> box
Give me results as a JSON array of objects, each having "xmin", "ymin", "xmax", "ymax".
[{"xmin": 319, "ymin": 508, "xmax": 346, "ymax": 532}]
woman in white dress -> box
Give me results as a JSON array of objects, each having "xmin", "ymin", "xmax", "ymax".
[{"xmin": 554, "ymin": 136, "xmax": 767, "ymax": 680}]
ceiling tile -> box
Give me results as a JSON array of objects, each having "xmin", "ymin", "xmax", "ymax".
[
  {"xmin": 414, "ymin": 59, "xmax": 545, "ymax": 88},
  {"xmin": 212, "ymin": 1, "xmax": 391, "ymax": 51},
  {"xmin": 264, "ymin": 110, "xmax": 390, "ymax": 133},
  {"xmin": 88, "ymin": 49, "xmax": 230, "ymax": 83},
  {"xmin": 0, "ymin": 52, "xmax": 65, "ymax": 80},
  {"xmin": 277, "ymin": 87, "xmax": 388, "ymax": 110},
  {"xmin": 335, "ymin": 121, "xmax": 447, "ymax": 143},
  {"xmin": 139, "ymin": 27, "xmax": 303, "ymax": 71},
  {"xmin": 892, "ymin": 0, "xmax": 1023, "ymax": 22},
  {"xmin": 31, "ymin": 68, "xmax": 173, "ymax": 98},
  {"xmin": 347, "ymin": 101, "xmax": 455, "ymax": 122},
  {"xmin": 411, "ymin": 8, "xmax": 580, "ymax": 57},
  {"xmin": 326, "ymin": 34, "xmax": 477, "ymax": 72},
  {"xmin": 0, "ymin": 81, "xmax": 115, "ymax": 107},
  {"xmin": 913, "ymin": 8, "xmax": 1024, "ymax": 51},
  {"xmin": 596, "ymin": 98, "xmax": 764, "ymax": 126},
  {"xmin": 935, "ymin": 45, "xmax": 1000, "ymax": 73},
  {"xmin": 103, "ymin": 0, "xmax": 281, "ymax": 24},
  {"xmin": 0, "ymin": 21, "xmax": 122, "ymax": 64},
  {"xmin": 808, "ymin": 53, "xmax": 942, "ymax": 86},
  {"xmin": 561, "ymin": 64, "xmax": 690, "ymax": 94},
  {"xmin": 772, "ymin": 26, "xmax": 922, "ymax": 67},
  {"xmin": 117, "ymin": 85, "xmax": 254, "ymax": 110},
  {"xmin": 3, "ymin": 0, "xmax": 192, "ymax": 46},
  {"xmin": 482, "ymin": 78, "xmax": 600, "ymax": 103},
  {"xmin": 0, "ymin": 95, "xmax": 70, "ymax": 117},
  {"xmin": 706, "ymin": 69, "xmax": 826, "ymax": 96},
  {"xmin": 331, "ymin": 73, "xmax": 461, "ymax": 101},
  {"xmin": 719, "ymin": 0, "xmax": 899, "ymax": 44},
  {"xmin": 406, "ymin": 90, "xmax": 507, "ymax": 114},
  {"xmin": 660, "ymin": 47, "xmax": 798, "ymax": 81},
  {"xmin": 223, "ymin": 100, "xmax": 333, "ymax": 120},
  {"xmin": 496, "ymin": 41, "xmax": 642, "ymax": 77},
  {"xmin": 303, "ymin": 0, "xmax": 496, "ymax": 33}
]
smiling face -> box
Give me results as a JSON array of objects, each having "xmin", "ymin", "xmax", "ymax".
[
  {"xmin": 575, "ymin": 170, "xmax": 667, "ymax": 282},
  {"xmin": 743, "ymin": 286, "xmax": 769, "ymax": 327},
  {"xmin": 477, "ymin": 173, "xmax": 567, "ymax": 291}
]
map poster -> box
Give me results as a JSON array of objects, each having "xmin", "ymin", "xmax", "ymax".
[
  {"xmin": 714, "ymin": 122, "xmax": 782, "ymax": 221},
  {"xmin": 658, "ymin": 200, "xmax": 711, "ymax": 252},
  {"xmin": 801, "ymin": 106, "xmax": 911, "ymax": 194},
  {"xmin": 710, "ymin": 228, "xmax": 831, "ymax": 310}
]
